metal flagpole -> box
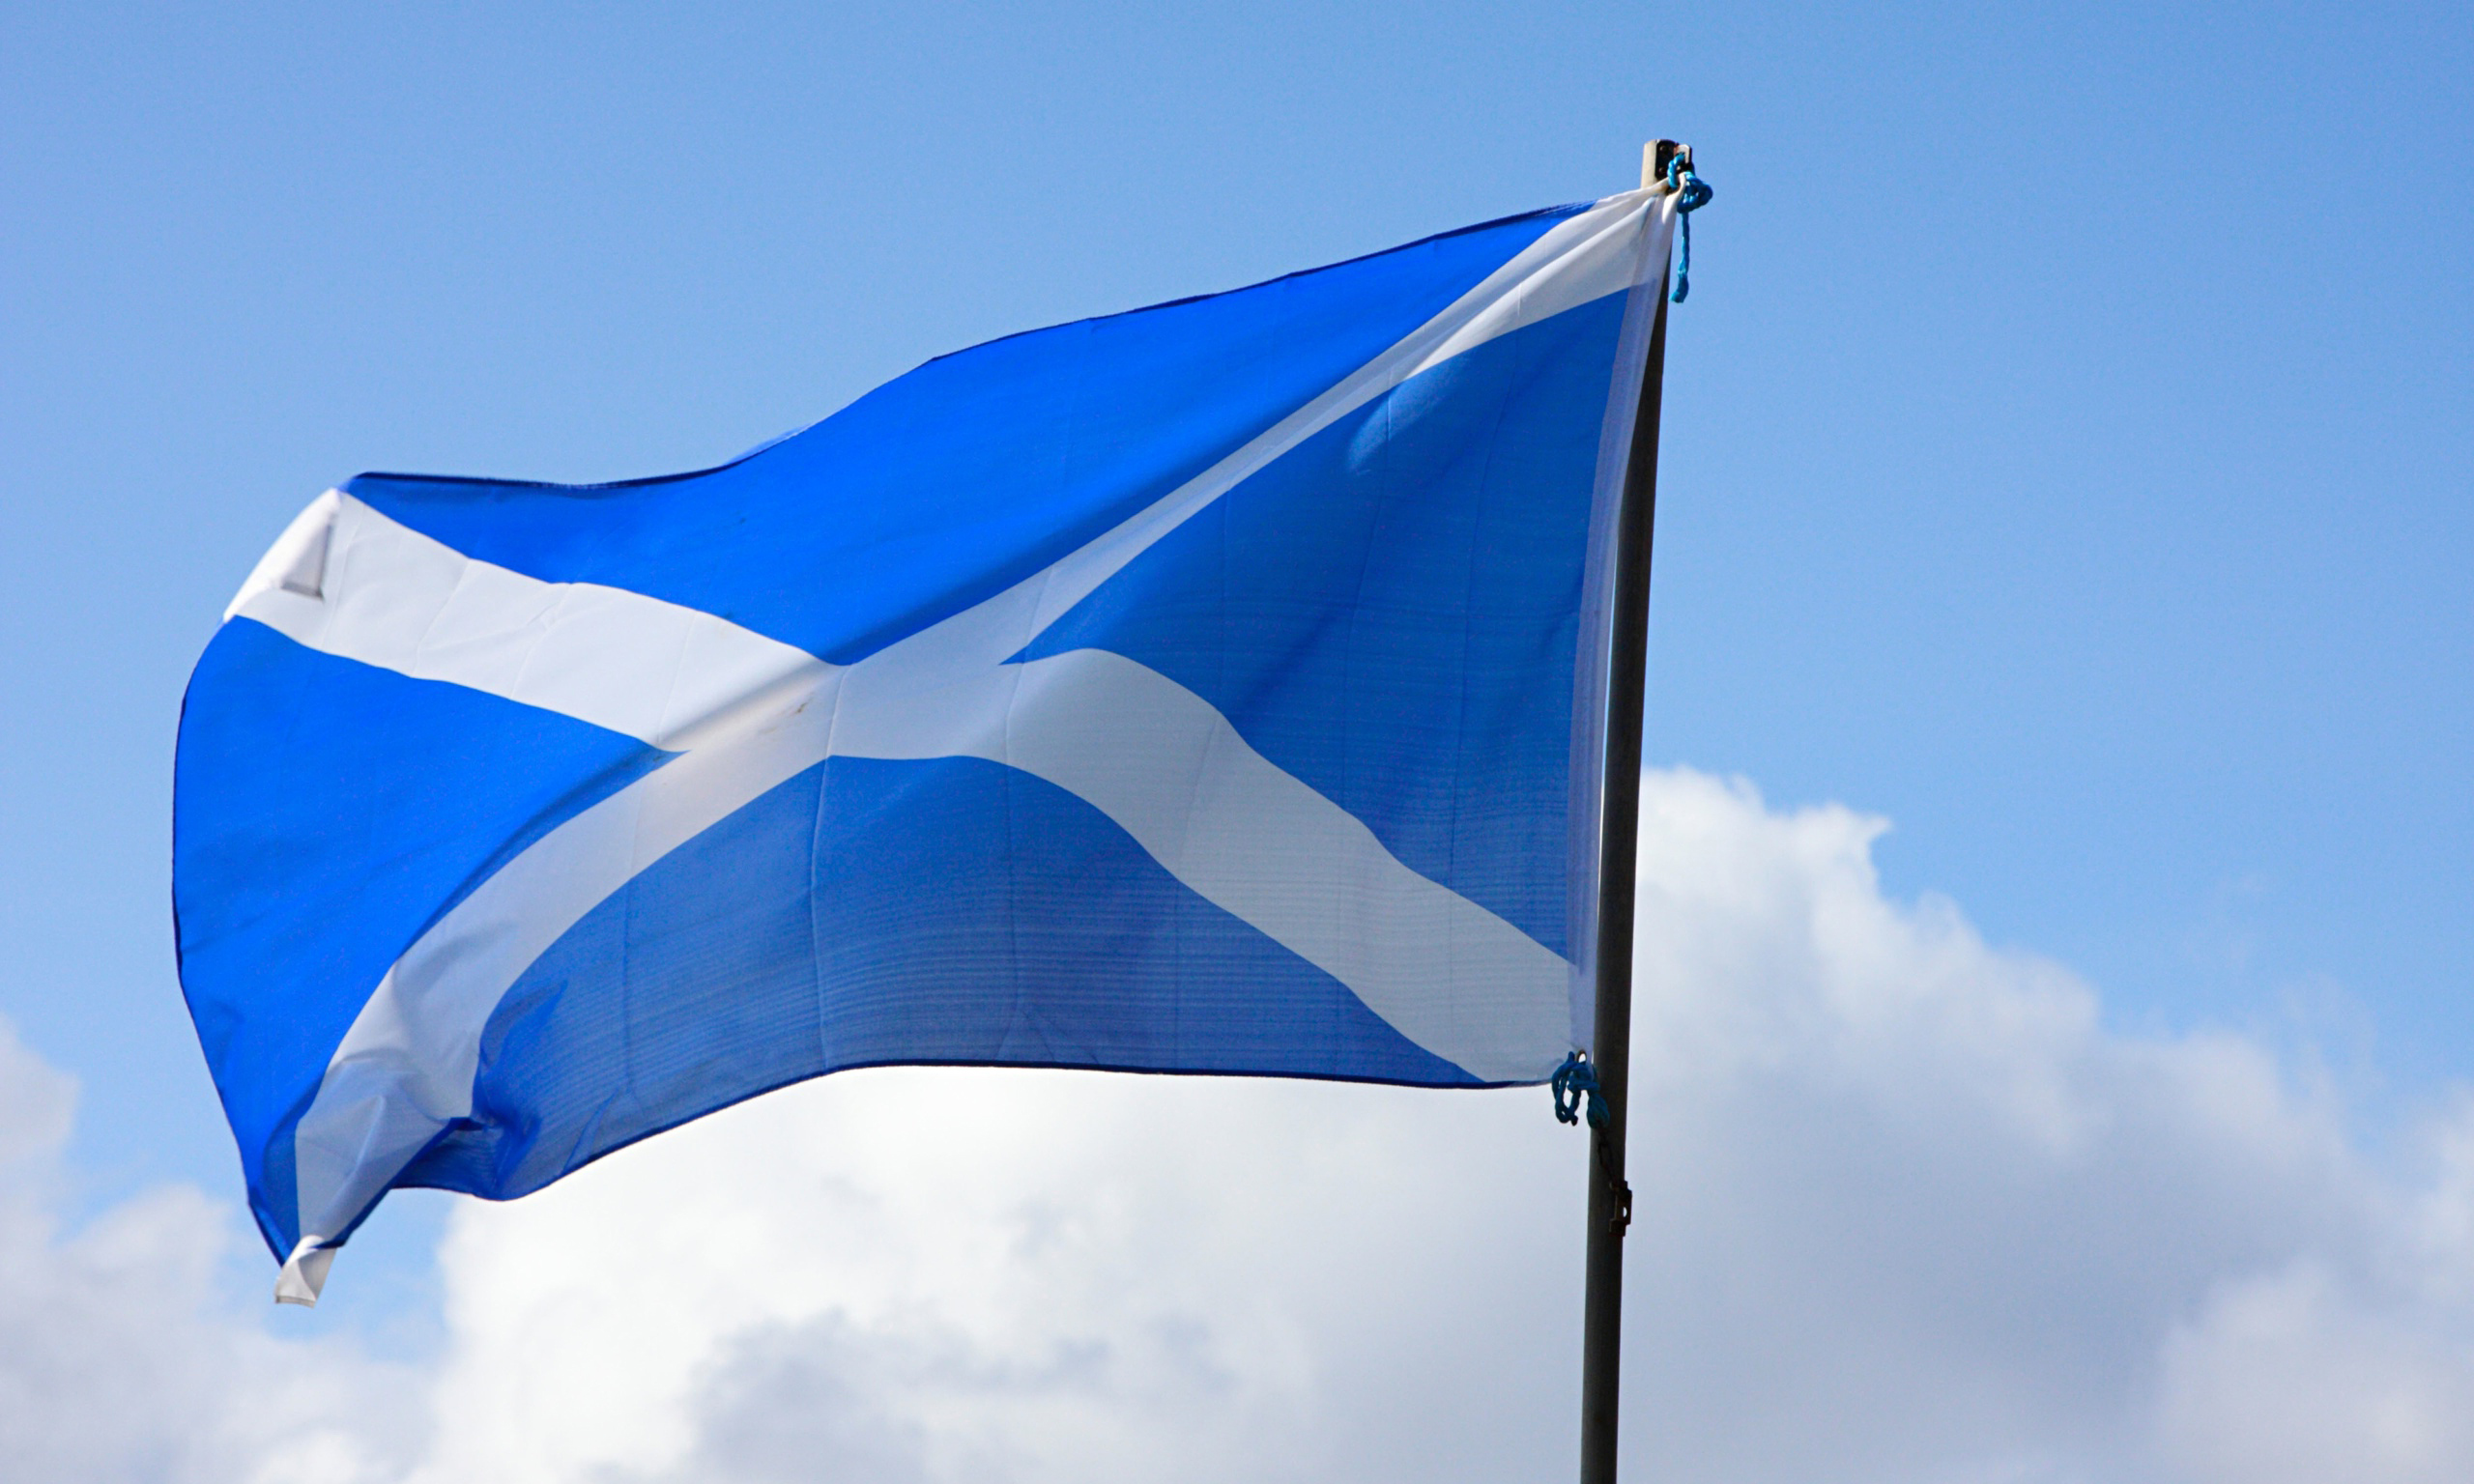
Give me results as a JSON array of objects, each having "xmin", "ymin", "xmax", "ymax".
[{"xmin": 1577, "ymin": 138, "xmax": 1683, "ymax": 1484}]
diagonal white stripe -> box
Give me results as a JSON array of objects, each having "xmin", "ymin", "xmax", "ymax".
[
  {"xmin": 255, "ymin": 187, "xmax": 1675, "ymax": 1299},
  {"xmin": 232, "ymin": 491, "xmax": 834, "ymax": 752}
]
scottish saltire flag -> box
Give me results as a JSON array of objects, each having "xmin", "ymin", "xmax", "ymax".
[{"xmin": 176, "ymin": 189, "xmax": 1680, "ymax": 1303}]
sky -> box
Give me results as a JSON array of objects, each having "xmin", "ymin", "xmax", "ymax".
[{"xmin": 0, "ymin": 3, "xmax": 2469, "ymax": 1481}]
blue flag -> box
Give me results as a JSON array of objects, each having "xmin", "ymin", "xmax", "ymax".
[{"xmin": 175, "ymin": 190, "xmax": 1680, "ymax": 1302}]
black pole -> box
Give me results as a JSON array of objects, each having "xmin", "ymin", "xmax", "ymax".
[{"xmin": 1578, "ymin": 160, "xmax": 1676, "ymax": 1484}]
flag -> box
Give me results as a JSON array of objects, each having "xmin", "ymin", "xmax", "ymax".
[{"xmin": 175, "ymin": 189, "xmax": 1681, "ymax": 1303}]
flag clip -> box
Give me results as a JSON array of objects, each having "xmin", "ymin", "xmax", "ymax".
[{"xmin": 1552, "ymin": 1050, "xmax": 1610, "ymax": 1128}]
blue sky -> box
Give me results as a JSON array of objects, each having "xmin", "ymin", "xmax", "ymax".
[{"xmin": 1, "ymin": 2, "xmax": 2469, "ymax": 1465}]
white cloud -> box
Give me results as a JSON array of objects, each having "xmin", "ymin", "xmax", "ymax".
[
  {"xmin": 10, "ymin": 766, "xmax": 2474, "ymax": 1481},
  {"xmin": 0, "ymin": 1019, "xmax": 418, "ymax": 1484}
]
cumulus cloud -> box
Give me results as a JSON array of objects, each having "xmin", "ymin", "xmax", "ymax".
[
  {"xmin": 11, "ymin": 766, "xmax": 2474, "ymax": 1481},
  {"xmin": 0, "ymin": 1019, "xmax": 418, "ymax": 1483}
]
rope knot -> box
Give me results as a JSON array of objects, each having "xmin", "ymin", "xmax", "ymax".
[
  {"xmin": 1664, "ymin": 156, "xmax": 1715, "ymax": 303},
  {"xmin": 1552, "ymin": 1050, "xmax": 1611, "ymax": 1128}
]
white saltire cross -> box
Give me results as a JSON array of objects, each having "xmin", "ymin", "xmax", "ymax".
[{"xmin": 228, "ymin": 190, "xmax": 1675, "ymax": 1302}]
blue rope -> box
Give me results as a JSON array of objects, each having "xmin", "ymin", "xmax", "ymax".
[
  {"xmin": 1665, "ymin": 156, "xmax": 1715, "ymax": 303},
  {"xmin": 1551, "ymin": 1050, "xmax": 1611, "ymax": 1128}
]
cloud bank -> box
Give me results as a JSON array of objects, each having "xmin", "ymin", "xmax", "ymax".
[{"xmin": 11, "ymin": 767, "xmax": 2474, "ymax": 1481}]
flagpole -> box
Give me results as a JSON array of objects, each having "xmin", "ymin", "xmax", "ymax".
[{"xmin": 1578, "ymin": 139, "xmax": 1682, "ymax": 1484}]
